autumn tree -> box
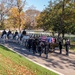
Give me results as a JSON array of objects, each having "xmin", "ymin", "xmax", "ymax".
[
  {"xmin": 8, "ymin": 7, "xmax": 25, "ymax": 30},
  {"xmin": 6, "ymin": 0, "xmax": 26, "ymax": 31},
  {"xmin": 36, "ymin": 0, "xmax": 75, "ymax": 38},
  {"xmin": 15, "ymin": 0, "xmax": 26, "ymax": 31},
  {"xmin": 25, "ymin": 7, "xmax": 40, "ymax": 29},
  {"xmin": 36, "ymin": 0, "xmax": 53, "ymax": 31},
  {"xmin": 0, "ymin": 0, "xmax": 15, "ymax": 29}
]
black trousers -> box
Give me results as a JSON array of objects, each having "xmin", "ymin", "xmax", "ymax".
[{"xmin": 66, "ymin": 45, "xmax": 69, "ymax": 55}]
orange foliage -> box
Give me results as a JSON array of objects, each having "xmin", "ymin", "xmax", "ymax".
[{"xmin": 9, "ymin": 7, "xmax": 25, "ymax": 29}]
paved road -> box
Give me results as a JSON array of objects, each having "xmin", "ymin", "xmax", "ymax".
[{"xmin": 0, "ymin": 40, "xmax": 75, "ymax": 75}]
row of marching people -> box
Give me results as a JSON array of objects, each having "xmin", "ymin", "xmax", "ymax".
[
  {"xmin": 1, "ymin": 29, "xmax": 26, "ymax": 42},
  {"xmin": 12, "ymin": 30, "xmax": 70, "ymax": 57},
  {"xmin": 1, "ymin": 29, "xmax": 53, "ymax": 59},
  {"xmin": 1, "ymin": 29, "xmax": 70, "ymax": 58},
  {"xmin": 1, "ymin": 29, "xmax": 56, "ymax": 44}
]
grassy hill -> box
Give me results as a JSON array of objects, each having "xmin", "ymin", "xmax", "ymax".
[{"xmin": 0, "ymin": 45, "xmax": 58, "ymax": 75}]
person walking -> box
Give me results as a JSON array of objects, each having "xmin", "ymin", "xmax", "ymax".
[
  {"xmin": 13, "ymin": 30, "xmax": 18, "ymax": 39},
  {"xmin": 59, "ymin": 40, "xmax": 62, "ymax": 54},
  {"xmin": 1, "ymin": 29, "xmax": 7, "ymax": 38},
  {"xmin": 7, "ymin": 30, "xmax": 11, "ymax": 39},
  {"xmin": 32, "ymin": 38, "xmax": 37, "ymax": 54},
  {"xmin": 38, "ymin": 44, "xmax": 42, "ymax": 56},
  {"xmin": 28, "ymin": 37, "xmax": 32, "ymax": 52},
  {"xmin": 44, "ymin": 40, "xmax": 49, "ymax": 59},
  {"xmin": 22, "ymin": 30, "xmax": 26, "ymax": 36},
  {"xmin": 65, "ymin": 39, "xmax": 70, "ymax": 56},
  {"xmin": 1, "ymin": 29, "xmax": 7, "ymax": 43}
]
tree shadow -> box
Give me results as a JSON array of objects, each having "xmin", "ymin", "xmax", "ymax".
[
  {"xmin": 1, "ymin": 40, "xmax": 75, "ymax": 72},
  {"xmin": 46, "ymin": 52, "xmax": 75, "ymax": 70}
]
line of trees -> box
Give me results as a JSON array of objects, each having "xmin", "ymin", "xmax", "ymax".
[
  {"xmin": 0, "ymin": 0, "xmax": 40, "ymax": 31},
  {"xmin": 0, "ymin": 0, "xmax": 25, "ymax": 30},
  {"xmin": 0, "ymin": 0, "xmax": 15, "ymax": 29},
  {"xmin": 1, "ymin": 0, "xmax": 75, "ymax": 39},
  {"xmin": 36, "ymin": 0, "xmax": 75, "ymax": 39}
]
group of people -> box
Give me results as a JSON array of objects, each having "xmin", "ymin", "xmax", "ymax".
[
  {"xmin": 1, "ymin": 29, "xmax": 70, "ymax": 59},
  {"xmin": 1, "ymin": 29, "xmax": 51, "ymax": 59},
  {"xmin": 27, "ymin": 36, "xmax": 50, "ymax": 59},
  {"xmin": 1, "ymin": 29, "xmax": 26, "ymax": 40}
]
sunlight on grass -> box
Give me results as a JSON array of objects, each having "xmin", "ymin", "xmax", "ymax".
[{"xmin": 0, "ymin": 45, "xmax": 58, "ymax": 75}]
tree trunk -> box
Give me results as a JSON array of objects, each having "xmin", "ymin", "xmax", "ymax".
[
  {"xmin": 62, "ymin": 31, "xmax": 65, "ymax": 44},
  {"xmin": 0, "ymin": 14, "xmax": 4, "ymax": 29},
  {"xmin": 52, "ymin": 32, "xmax": 55, "ymax": 36},
  {"xmin": 18, "ymin": 13, "xmax": 21, "ymax": 32},
  {"xmin": 0, "ymin": 21, "xmax": 4, "ymax": 29},
  {"xmin": 58, "ymin": 31, "xmax": 61, "ymax": 41},
  {"xmin": 62, "ymin": 31, "xmax": 65, "ymax": 39}
]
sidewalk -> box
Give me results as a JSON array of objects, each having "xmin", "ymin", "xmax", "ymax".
[{"xmin": 0, "ymin": 40, "xmax": 75, "ymax": 75}]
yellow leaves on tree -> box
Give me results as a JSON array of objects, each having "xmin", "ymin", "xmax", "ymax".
[
  {"xmin": 20, "ymin": 12, "xmax": 25, "ymax": 25},
  {"xmin": 10, "ymin": 7, "xmax": 19, "ymax": 18},
  {"xmin": 9, "ymin": 7, "xmax": 25, "ymax": 30}
]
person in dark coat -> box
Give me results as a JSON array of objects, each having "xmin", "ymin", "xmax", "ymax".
[
  {"xmin": 59, "ymin": 40, "xmax": 62, "ymax": 54},
  {"xmin": 22, "ymin": 30, "xmax": 26, "ymax": 35},
  {"xmin": 32, "ymin": 38, "xmax": 37, "ymax": 54},
  {"xmin": 38, "ymin": 44, "xmax": 42, "ymax": 56},
  {"xmin": 65, "ymin": 39, "xmax": 70, "ymax": 56},
  {"xmin": 28, "ymin": 38, "xmax": 32, "ymax": 51},
  {"xmin": 15, "ymin": 30, "xmax": 18, "ymax": 36},
  {"xmin": 44, "ymin": 40, "xmax": 49, "ymax": 59},
  {"xmin": 13, "ymin": 30, "xmax": 18, "ymax": 39},
  {"xmin": 1, "ymin": 30, "xmax": 7, "ymax": 38},
  {"xmin": 7, "ymin": 30, "xmax": 11, "ymax": 39}
]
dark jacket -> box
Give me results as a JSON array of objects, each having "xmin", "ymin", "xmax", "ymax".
[
  {"xmin": 1, "ymin": 30, "xmax": 7, "ymax": 38},
  {"xmin": 38, "ymin": 45, "xmax": 42, "ymax": 52},
  {"xmin": 59, "ymin": 41, "xmax": 62, "ymax": 49},
  {"xmin": 32, "ymin": 39, "xmax": 37, "ymax": 50},
  {"xmin": 44, "ymin": 45, "xmax": 49, "ymax": 54},
  {"xmin": 22, "ymin": 30, "xmax": 26, "ymax": 35},
  {"xmin": 7, "ymin": 30, "xmax": 11, "ymax": 36},
  {"xmin": 43, "ymin": 41, "xmax": 49, "ymax": 54}
]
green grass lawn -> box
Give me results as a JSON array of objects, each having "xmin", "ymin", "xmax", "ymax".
[{"xmin": 0, "ymin": 45, "xmax": 58, "ymax": 75}]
